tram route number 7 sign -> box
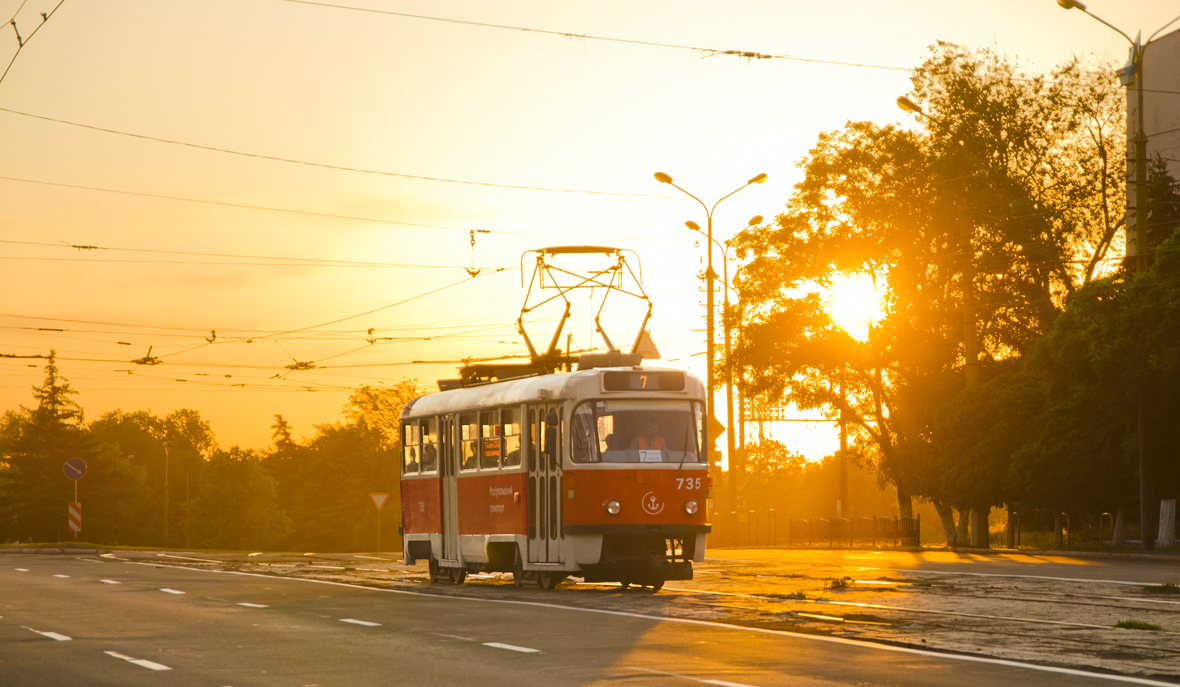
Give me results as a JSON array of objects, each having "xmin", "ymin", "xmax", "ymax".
[{"xmin": 370, "ymin": 493, "xmax": 389, "ymax": 510}]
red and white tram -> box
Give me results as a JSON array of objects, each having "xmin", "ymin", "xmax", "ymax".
[{"xmin": 400, "ymin": 361, "xmax": 710, "ymax": 590}]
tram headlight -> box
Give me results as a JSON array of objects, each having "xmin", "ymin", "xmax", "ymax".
[
  {"xmin": 606, "ymin": 499, "xmax": 621, "ymax": 516},
  {"xmin": 684, "ymin": 499, "xmax": 699, "ymax": 515}
]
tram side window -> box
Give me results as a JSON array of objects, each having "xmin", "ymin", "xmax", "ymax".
[
  {"xmin": 421, "ymin": 416, "xmax": 438, "ymax": 473},
  {"xmin": 460, "ymin": 413, "xmax": 479, "ymax": 471},
  {"xmin": 402, "ymin": 421, "xmax": 420, "ymax": 474},
  {"xmin": 571, "ymin": 405, "xmax": 595, "ymax": 463},
  {"xmin": 527, "ymin": 409, "xmax": 536, "ymax": 471},
  {"xmin": 480, "ymin": 410, "xmax": 501, "ymax": 469},
  {"xmin": 502, "ymin": 407, "xmax": 521, "ymax": 467}
]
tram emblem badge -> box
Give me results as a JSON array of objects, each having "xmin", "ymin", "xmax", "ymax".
[{"xmin": 641, "ymin": 491, "xmax": 664, "ymax": 515}]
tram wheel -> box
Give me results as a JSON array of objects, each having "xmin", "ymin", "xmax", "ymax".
[
  {"xmin": 428, "ymin": 556, "xmax": 446, "ymax": 584},
  {"xmin": 449, "ymin": 567, "xmax": 467, "ymax": 584},
  {"xmin": 537, "ymin": 571, "xmax": 562, "ymax": 590},
  {"xmin": 649, "ymin": 578, "xmax": 665, "ymax": 592}
]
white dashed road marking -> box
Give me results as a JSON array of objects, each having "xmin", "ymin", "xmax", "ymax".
[
  {"xmin": 53, "ymin": 574, "xmax": 69, "ymax": 578},
  {"xmin": 483, "ymin": 642, "xmax": 540, "ymax": 653},
  {"xmin": 159, "ymin": 588, "xmax": 185, "ymax": 595},
  {"xmin": 14, "ymin": 568, "xmax": 29, "ymax": 572},
  {"xmin": 100, "ymin": 580, "xmax": 121, "ymax": 585},
  {"xmin": 28, "ymin": 628, "xmax": 72, "ymax": 641},
  {"xmin": 237, "ymin": 603, "xmax": 268, "ymax": 608},
  {"xmin": 339, "ymin": 618, "xmax": 380, "ymax": 627},
  {"xmin": 637, "ymin": 668, "xmax": 758, "ymax": 687},
  {"xmin": 105, "ymin": 651, "xmax": 172, "ymax": 671}
]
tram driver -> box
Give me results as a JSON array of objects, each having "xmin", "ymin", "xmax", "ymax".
[{"xmin": 630, "ymin": 420, "xmax": 666, "ymax": 462}]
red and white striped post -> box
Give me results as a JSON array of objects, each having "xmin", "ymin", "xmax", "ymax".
[{"xmin": 68, "ymin": 502, "xmax": 81, "ymax": 535}]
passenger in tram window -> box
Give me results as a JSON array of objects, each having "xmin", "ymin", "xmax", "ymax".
[
  {"xmin": 420, "ymin": 417, "xmax": 438, "ymax": 472},
  {"xmin": 420, "ymin": 442, "xmax": 437, "ymax": 472},
  {"xmin": 403, "ymin": 446, "xmax": 419, "ymax": 474},
  {"xmin": 629, "ymin": 420, "xmax": 666, "ymax": 462},
  {"xmin": 402, "ymin": 421, "xmax": 420, "ymax": 473},
  {"xmin": 460, "ymin": 413, "xmax": 479, "ymax": 471}
]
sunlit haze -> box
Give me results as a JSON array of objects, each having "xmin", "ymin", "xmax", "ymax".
[{"xmin": 2, "ymin": 0, "xmax": 1173, "ymax": 463}]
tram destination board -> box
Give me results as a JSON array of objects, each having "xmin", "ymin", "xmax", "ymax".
[{"xmin": 603, "ymin": 370, "xmax": 684, "ymax": 392}]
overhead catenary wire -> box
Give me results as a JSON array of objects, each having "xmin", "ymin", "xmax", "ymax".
[
  {"xmin": 272, "ymin": 0, "xmax": 913, "ymax": 71},
  {"xmin": 0, "ymin": 175, "xmax": 595, "ymax": 237},
  {"xmin": 0, "ymin": 106, "xmax": 685, "ymax": 198}
]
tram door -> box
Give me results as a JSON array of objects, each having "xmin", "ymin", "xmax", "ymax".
[
  {"xmin": 527, "ymin": 404, "xmax": 563, "ymax": 564},
  {"xmin": 439, "ymin": 416, "xmax": 460, "ymax": 563}
]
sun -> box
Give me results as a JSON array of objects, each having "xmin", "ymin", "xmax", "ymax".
[{"xmin": 826, "ymin": 273, "xmax": 884, "ymax": 341}]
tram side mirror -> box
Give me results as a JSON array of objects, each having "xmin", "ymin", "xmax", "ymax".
[{"xmin": 543, "ymin": 410, "xmax": 558, "ymax": 460}]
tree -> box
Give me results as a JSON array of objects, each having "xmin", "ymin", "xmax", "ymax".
[
  {"xmin": 0, "ymin": 354, "xmax": 153, "ymax": 544},
  {"xmin": 187, "ymin": 447, "xmax": 290, "ymax": 550},
  {"xmin": 731, "ymin": 44, "xmax": 1123, "ymax": 546},
  {"xmin": 88, "ymin": 407, "xmax": 215, "ymax": 545}
]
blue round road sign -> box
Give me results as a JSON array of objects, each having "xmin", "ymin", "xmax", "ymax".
[{"xmin": 63, "ymin": 458, "xmax": 86, "ymax": 480}]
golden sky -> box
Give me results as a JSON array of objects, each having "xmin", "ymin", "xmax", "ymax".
[{"xmin": 1, "ymin": 0, "xmax": 1175, "ymax": 461}]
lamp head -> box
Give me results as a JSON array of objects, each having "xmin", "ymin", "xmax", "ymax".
[
  {"xmin": 654, "ymin": 172, "xmax": 673, "ymax": 184},
  {"xmin": 896, "ymin": 96, "xmax": 923, "ymax": 114},
  {"xmin": 685, "ymin": 220, "xmax": 701, "ymax": 231},
  {"xmin": 748, "ymin": 173, "xmax": 768, "ymax": 185},
  {"xmin": 748, "ymin": 215, "xmax": 763, "ymax": 226},
  {"xmin": 1057, "ymin": 0, "xmax": 1085, "ymax": 9}
]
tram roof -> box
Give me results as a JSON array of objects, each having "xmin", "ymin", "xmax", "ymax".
[{"xmin": 401, "ymin": 367, "xmax": 704, "ymax": 419}]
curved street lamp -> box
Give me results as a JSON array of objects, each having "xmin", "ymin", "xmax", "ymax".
[
  {"xmin": 1057, "ymin": 0, "xmax": 1180, "ymax": 269},
  {"xmin": 654, "ymin": 172, "xmax": 767, "ymax": 490}
]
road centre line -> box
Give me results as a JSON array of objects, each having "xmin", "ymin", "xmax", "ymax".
[
  {"xmin": 483, "ymin": 642, "xmax": 540, "ymax": 653},
  {"xmin": 636, "ymin": 667, "xmax": 759, "ymax": 687},
  {"xmin": 100, "ymin": 580, "xmax": 121, "ymax": 584},
  {"xmin": 121, "ymin": 559, "xmax": 1179, "ymax": 687},
  {"xmin": 237, "ymin": 602, "xmax": 268, "ymax": 608},
  {"xmin": 27, "ymin": 628, "xmax": 71, "ymax": 641},
  {"xmin": 159, "ymin": 588, "xmax": 185, "ymax": 594},
  {"xmin": 340, "ymin": 618, "xmax": 381, "ymax": 626},
  {"xmin": 104, "ymin": 650, "xmax": 172, "ymax": 671},
  {"xmin": 157, "ymin": 552, "xmax": 220, "ymax": 564}
]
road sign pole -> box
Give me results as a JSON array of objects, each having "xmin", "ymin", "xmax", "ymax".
[
  {"xmin": 369, "ymin": 493, "xmax": 390, "ymax": 555},
  {"xmin": 64, "ymin": 458, "xmax": 87, "ymax": 542}
]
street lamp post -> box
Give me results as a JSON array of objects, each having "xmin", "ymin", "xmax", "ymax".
[
  {"xmin": 655, "ymin": 172, "xmax": 768, "ymax": 499},
  {"xmin": 897, "ymin": 96, "xmax": 981, "ymax": 388},
  {"xmin": 162, "ymin": 440, "xmax": 170, "ymax": 544},
  {"xmin": 1057, "ymin": 0, "xmax": 1180, "ymax": 551},
  {"xmin": 898, "ymin": 94, "xmax": 986, "ymax": 545},
  {"xmin": 687, "ymin": 215, "xmax": 764, "ymax": 511}
]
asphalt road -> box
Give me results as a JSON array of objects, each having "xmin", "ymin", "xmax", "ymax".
[{"xmin": 4, "ymin": 554, "xmax": 1177, "ymax": 687}]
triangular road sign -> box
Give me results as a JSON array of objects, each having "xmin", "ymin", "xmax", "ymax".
[
  {"xmin": 636, "ymin": 329, "xmax": 660, "ymax": 359},
  {"xmin": 708, "ymin": 415, "xmax": 726, "ymax": 440},
  {"xmin": 370, "ymin": 493, "xmax": 389, "ymax": 510}
]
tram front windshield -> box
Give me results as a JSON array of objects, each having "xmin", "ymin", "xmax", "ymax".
[{"xmin": 572, "ymin": 399, "xmax": 703, "ymax": 464}]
